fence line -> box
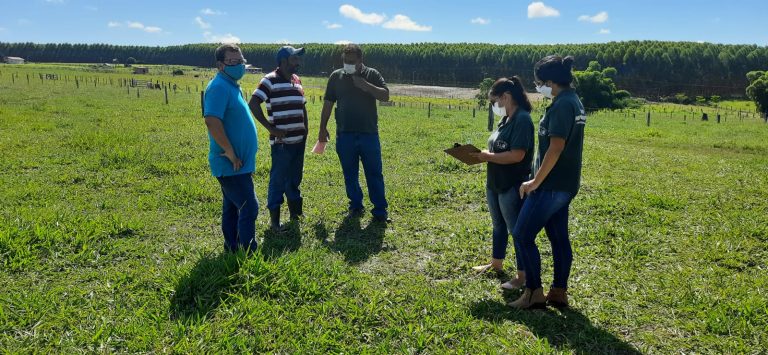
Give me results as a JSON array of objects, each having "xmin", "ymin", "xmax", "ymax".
[{"xmin": 4, "ymin": 70, "xmax": 767, "ymax": 124}]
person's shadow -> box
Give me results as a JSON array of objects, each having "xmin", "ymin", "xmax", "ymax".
[
  {"xmin": 260, "ymin": 220, "xmax": 303, "ymax": 259},
  {"xmin": 169, "ymin": 251, "xmax": 244, "ymax": 322},
  {"xmin": 314, "ymin": 215, "xmax": 391, "ymax": 265},
  {"xmin": 469, "ymin": 293, "xmax": 642, "ymax": 354}
]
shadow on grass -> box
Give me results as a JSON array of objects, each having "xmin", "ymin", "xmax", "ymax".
[
  {"xmin": 260, "ymin": 220, "xmax": 303, "ymax": 259},
  {"xmin": 469, "ymin": 296, "xmax": 641, "ymax": 355},
  {"xmin": 314, "ymin": 215, "xmax": 390, "ymax": 265},
  {"xmin": 169, "ymin": 251, "xmax": 244, "ymax": 322}
]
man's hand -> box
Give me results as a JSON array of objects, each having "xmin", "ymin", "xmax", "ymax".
[
  {"xmin": 318, "ymin": 127, "xmax": 330, "ymax": 142},
  {"xmin": 221, "ymin": 149, "xmax": 242, "ymax": 171},
  {"xmin": 352, "ymin": 75, "xmax": 369, "ymax": 91},
  {"xmin": 268, "ymin": 125, "xmax": 287, "ymax": 138}
]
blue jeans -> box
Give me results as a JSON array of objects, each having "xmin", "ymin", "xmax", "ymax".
[
  {"xmin": 216, "ymin": 173, "xmax": 259, "ymax": 252},
  {"xmin": 267, "ymin": 143, "xmax": 305, "ymax": 211},
  {"xmin": 487, "ymin": 185, "xmax": 524, "ymax": 269},
  {"xmin": 336, "ymin": 132, "xmax": 388, "ymax": 217},
  {"xmin": 512, "ymin": 189, "xmax": 574, "ymax": 290}
]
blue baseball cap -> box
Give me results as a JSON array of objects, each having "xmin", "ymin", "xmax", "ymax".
[{"xmin": 276, "ymin": 46, "xmax": 305, "ymax": 65}]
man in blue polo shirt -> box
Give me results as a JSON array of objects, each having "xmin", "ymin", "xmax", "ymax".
[{"xmin": 203, "ymin": 43, "xmax": 259, "ymax": 252}]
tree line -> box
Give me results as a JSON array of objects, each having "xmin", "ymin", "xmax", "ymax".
[{"xmin": 1, "ymin": 41, "xmax": 766, "ymax": 97}]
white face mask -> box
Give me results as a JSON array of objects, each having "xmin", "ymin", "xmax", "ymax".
[
  {"xmin": 492, "ymin": 102, "xmax": 507, "ymax": 117},
  {"xmin": 343, "ymin": 63, "xmax": 357, "ymax": 74},
  {"xmin": 536, "ymin": 84, "xmax": 554, "ymax": 99}
]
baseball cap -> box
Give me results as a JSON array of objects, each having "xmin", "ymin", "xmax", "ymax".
[{"xmin": 276, "ymin": 46, "xmax": 305, "ymax": 65}]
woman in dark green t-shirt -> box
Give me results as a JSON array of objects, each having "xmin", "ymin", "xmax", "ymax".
[
  {"xmin": 470, "ymin": 77, "xmax": 534, "ymax": 291},
  {"xmin": 509, "ymin": 55, "xmax": 586, "ymax": 310}
]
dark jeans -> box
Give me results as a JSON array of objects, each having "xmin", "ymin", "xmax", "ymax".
[
  {"xmin": 336, "ymin": 132, "xmax": 388, "ymax": 217},
  {"xmin": 267, "ymin": 143, "xmax": 305, "ymax": 211},
  {"xmin": 512, "ymin": 189, "xmax": 574, "ymax": 290},
  {"xmin": 487, "ymin": 185, "xmax": 524, "ymax": 269},
  {"xmin": 216, "ymin": 173, "xmax": 259, "ymax": 252}
]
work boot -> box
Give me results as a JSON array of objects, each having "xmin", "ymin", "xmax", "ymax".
[
  {"xmin": 546, "ymin": 287, "xmax": 569, "ymax": 309},
  {"xmin": 287, "ymin": 199, "xmax": 303, "ymax": 221},
  {"xmin": 508, "ymin": 287, "xmax": 546, "ymax": 310},
  {"xmin": 269, "ymin": 208, "xmax": 285, "ymax": 232}
]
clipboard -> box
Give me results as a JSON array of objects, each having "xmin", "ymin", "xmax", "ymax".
[{"xmin": 444, "ymin": 143, "xmax": 483, "ymax": 165}]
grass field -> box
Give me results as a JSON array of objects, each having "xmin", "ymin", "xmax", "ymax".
[{"xmin": 1, "ymin": 64, "xmax": 767, "ymax": 353}]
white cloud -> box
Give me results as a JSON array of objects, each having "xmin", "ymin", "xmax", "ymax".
[
  {"xmin": 323, "ymin": 21, "xmax": 343, "ymax": 29},
  {"xmin": 200, "ymin": 8, "xmax": 225, "ymax": 16},
  {"xmin": 578, "ymin": 11, "xmax": 608, "ymax": 23},
  {"xmin": 335, "ymin": 40, "xmax": 352, "ymax": 45},
  {"xmin": 110, "ymin": 21, "xmax": 164, "ymax": 33},
  {"xmin": 0, "ymin": 27, "xmax": 6, "ymax": 32},
  {"xmin": 598, "ymin": 28, "xmax": 611, "ymax": 35},
  {"xmin": 195, "ymin": 16, "xmax": 211, "ymax": 29},
  {"xmin": 471, "ymin": 17, "xmax": 490, "ymax": 25},
  {"xmin": 339, "ymin": 4, "xmax": 386, "ymax": 25},
  {"xmin": 383, "ymin": 14, "xmax": 431, "ymax": 31},
  {"xmin": 203, "ymin": 32, "xmax": 241, "ymax": 43},
  {"xmin": 528, "ymin": 2, "xmax": 560, "ymax": 18}
]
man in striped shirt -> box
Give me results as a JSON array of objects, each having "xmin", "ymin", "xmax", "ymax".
[{"xmin": 248, "ymin": 46, "xmax": 308, "ymax": 231}]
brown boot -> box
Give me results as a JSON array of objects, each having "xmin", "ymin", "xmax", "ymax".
[
  {"xmin": 508, "ymin": 287, "xmax": 546, "ymax": 310},
  {"xmin": 546, "ymin": 287, "xmax": 569, "ymax": 309}
]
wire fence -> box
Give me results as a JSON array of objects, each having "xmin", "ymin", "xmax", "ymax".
[{"xmin": 3, "ymin": 69, "xmax": 767, "ymax": 127}]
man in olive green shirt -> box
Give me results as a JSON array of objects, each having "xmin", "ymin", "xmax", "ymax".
[{"xmin": 318, "ymin": 43, "xmax": 391, "ymax": 222}]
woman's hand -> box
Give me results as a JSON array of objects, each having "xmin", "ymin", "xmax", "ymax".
[
  {"xmin": 519, "ymin": 179, "xmax": 540, "ymax": 199},
  {"xmin": 469, "ymin": 150, "xmax": 493, "ymax": 162}
]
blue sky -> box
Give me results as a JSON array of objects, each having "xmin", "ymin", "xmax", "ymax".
[{"xmin": 1, "ymin": 0, "xmax": 766, "ymax": 46}]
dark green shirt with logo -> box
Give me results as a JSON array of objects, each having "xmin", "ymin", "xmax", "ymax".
[
  {"xmin": 536, "ymin": 89, "xmax": 586, "ymax": 195},
  {"xmin": 324, "ymin": 66, "xmax": 388, "ymax": 134},
  {"xmin": 487, "ymin": 109, "xmax": 535, "ymax": 193}
]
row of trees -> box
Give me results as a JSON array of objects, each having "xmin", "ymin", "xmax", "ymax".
[{"xmin": 2, "ymin": 41, "xmax": 767, "ymax": 97}]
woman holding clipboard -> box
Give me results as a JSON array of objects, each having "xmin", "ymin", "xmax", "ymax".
[{"xmin": 470, "ymin": 77, "xmax": 535, "ymax": 291}]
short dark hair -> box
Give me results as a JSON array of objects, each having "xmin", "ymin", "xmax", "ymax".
[
  {"xmin": 488, "ymin": 76, "xmax": 533, "ymax": 113},
  {"xmin": 342, "ymin": 43, "xmax": 363, "ymax": 59},
  {"xmin": 534, "ymin": 55, "xmax": 575, "ymax": 86},
  {"xmin": 214, "ymin": 43, "xmax": 241, "ymax": 62}
]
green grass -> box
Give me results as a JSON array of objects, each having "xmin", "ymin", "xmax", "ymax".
[{"xmin": 0, "ymin": 64, "xmax": 767, "ymax": 353}]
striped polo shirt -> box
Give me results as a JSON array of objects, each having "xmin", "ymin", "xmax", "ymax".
[{"xmin": 252, "ymin": 68, "xmax": 307, "ymax": 145}]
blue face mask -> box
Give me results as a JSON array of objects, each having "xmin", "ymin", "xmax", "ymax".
[{"xmin": 223, "ymin": 63, "xmax": 246, "ymax": 81}]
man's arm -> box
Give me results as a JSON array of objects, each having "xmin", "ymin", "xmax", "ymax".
[
  {"xmin": 247, "ymin": 96, "xmax": 286, "ymax": 138},
  {"xmin": 303, "ymin": 105, "xmax": 309, "ymax": 142},
  {"xmin": 204, "ymin": 116, "xmax": 242, "ymax": 171},
  {"xmin": 318, "ymin": 100, "xmax": 334, "ymax": 142}
]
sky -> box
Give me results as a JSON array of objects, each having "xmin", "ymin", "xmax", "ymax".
[{"xmin": 0, "ymin": 0, "xmax": 766, "ymax": 46}]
